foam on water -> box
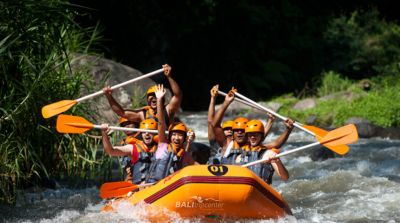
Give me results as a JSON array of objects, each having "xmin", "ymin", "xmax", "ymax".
[{"xmin": 2, "ymin": 113, "xmax": 400, "ymax": 222}]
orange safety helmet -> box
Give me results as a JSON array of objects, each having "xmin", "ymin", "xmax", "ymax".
[
  {"xmin": 222, "ymin": 120, "xmax": 234, "ymax": 129},
  {"xmin": 232, "ymin": 117, "xmax": 249, "ymax": 130},
  {"xmin": 146, "ymin": 85, "xmax": 157, "ymax": 96},
  {"xmin": 245, "ymin": 119, "xmax": 264, "ymax": 133},
  {"xmin": 168, "ymin": 122, "xmax": 188, "ymax": 133},
  {"xmin": 119, "ymin": 117, "xmax": 130, "ymax": 126},
  {"xmin": 140, "ymin": 119, "xmax": 158, "ymax": 130}
]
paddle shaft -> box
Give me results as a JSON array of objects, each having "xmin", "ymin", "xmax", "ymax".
[
  {"xmin": 76, "ymin": 68, "xmax": 164, "ymax": 103},
  {"xmin": 218, "ymin": 91, "xmax": 266, "ymax": 112},
  {"xmin": 101, "ymin": 125, "xmax": 159, "ymax": 134},
  {"xmin": 242, "ymin": 141, "xmax": 320, "ymax": 167},
  {"xmin": 234, "ymin": 91, "xmax": 316, "ymax": 137}
]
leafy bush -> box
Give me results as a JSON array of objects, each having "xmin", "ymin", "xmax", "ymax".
[
  {"xmin": 334, "ymin": 81, "xmax": 400, "ymax": 127},
  {"xmin": 273, "ymin": 73, "xmax": 400, "ymax": 128},
  {"xmin": 0, "ymin": 0, "xmax": 110, "ymax": 204},
  {"xmin": 317, "ymin": 71, "xmax": 353, "ymax": 96},
  {"xmin": 324, "ymin": 9, "xmax": 400, "ymax": 79}
]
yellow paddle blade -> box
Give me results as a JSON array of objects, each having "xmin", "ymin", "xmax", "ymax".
[
  {"xmin": 42, "ymin": 100, "xmax": 77, "ymax": 118},
  {"xmin": 318, "ymin": 124, "xmax": 358, "ymax": 155},
  {"xmin": 100, "ymin": 181, "xmax": 138, "ymax": 199},
  {"xmin": 302, "ymin": 125, "xmax": 328, "ymax": 138},
  {"xmin": 56, "ymin": 114, "xmax": 94, "ymax": 134}
]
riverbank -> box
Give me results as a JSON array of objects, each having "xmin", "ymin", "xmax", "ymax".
[{"xmin": 217, "ymin": 72, "xmax": 400, "ymax": 139}]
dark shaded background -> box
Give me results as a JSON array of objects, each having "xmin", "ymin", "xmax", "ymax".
[{"xmin": 74, "ymin": 0, "xmax": 398, "ymax": 110}]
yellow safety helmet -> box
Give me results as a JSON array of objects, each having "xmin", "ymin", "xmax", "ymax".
[
  {"xmin": 232, "ymin": 117, "xmax": 249, "ymax": 130},
  {"xmin": 146, "ymin": 85, "xmax": 157, "ymax": 96},
  {"xmin": 222, "ymin": 120, "xmax": 234, "ymax": 129},
  {"xmin": 139, "ymin": 119, "xmax": 158, "ymax": 130},
  {"xmin": 168, "ymin": 122, "xmax": 188, "ymax": 133},
  {"xmin": 245, "ymin": 119, "xmax": 264, "ymax": 133}
]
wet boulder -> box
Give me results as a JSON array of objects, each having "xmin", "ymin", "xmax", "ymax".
[{"xmin": 71, "ymin": 54, "xmax": 172, "ymax": 124}]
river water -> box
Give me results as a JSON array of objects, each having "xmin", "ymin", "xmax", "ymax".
[{"xmin": 1, "ymin": 111, "xmax": 400, "ymax": 223}]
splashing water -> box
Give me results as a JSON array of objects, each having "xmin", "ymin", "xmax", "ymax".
[{"xmin": 1, "ymin": 112, "xmax": 400, "ymax": 222}]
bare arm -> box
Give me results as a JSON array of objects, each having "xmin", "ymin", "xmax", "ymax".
[
  {"xmin": 155, "ymin": 84, "xmax": 168, "ymax": 143},
  {"xmin": 101, "ymin": 124, "xmax": 133, "ymax": 156},
  {"xmin": 264, "ymin": 119, "xmax": 294, "ymax": 149},
  {"xmin": 103, "ymin": 87, "xmax": 143, "ymax": 122},
  {"xmin": 263, "ymin": 113, "xmax": 276, "ymax": 140},
  {"xmin": 271, "ymin": 159, "xmax": 289, "ymax": 181},
  {"xmin": 208, "ymin": 85, "xmax": 219, "ymax": 141},
  {"xmin": 211, "ymin": 90, "xmax": 234, "ymax": 147},
  {"xmin": 261, "ymin": 150, "xmax": 289, "ymax": 181},
  {"xmin": 163, "ymin": 64, "xmax": 183, "ymax": 118}
]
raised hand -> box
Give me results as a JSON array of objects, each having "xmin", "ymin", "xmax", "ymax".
[
  {"xmin": 284, "ymin": 118, "xmax": 295, "ymax": 130},
  {"xmin": 100, "ymin": 123, "xmax": 110, "ymax": 132},
  {"xmin": 155, "ymin": 84, "xmax": 166, "ymax": 100},
  {"xmin": 210, "ymin": 85, "xmax": 219, "ymax": 98},
  {"xmin": 187, "ymin": 129, "xmax": 196, "ymax": 143},
  {"xmin": 267, "ymin": 113, "xmax": 276, "ymax": 121},
  {"xmin": 225, "ymin": 87, "xmax": 236, "ymax": 103},
  {"xmin": 162, "ymin": 64, "xmax": 172, "ymax": 77},
  {"xmin": 103, "ymin": 86, "xmax": 112, "ymax": 95}
]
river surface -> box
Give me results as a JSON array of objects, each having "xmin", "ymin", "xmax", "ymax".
[{"xmin": 1, "ymin": 112, "xmax": 400, "ymax": 223}]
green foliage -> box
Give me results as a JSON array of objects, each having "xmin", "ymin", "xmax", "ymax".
[
  {"xmin": 272, "ymin": 9, "xmax": 400, "ymax": 129},
  {"xmin": 270, "ymin": 94, "xmax": 298, "ymax": 115},
  {"xmin": 334, "ymin": 82, "xmax": 400, "ymax": 127},
  {"xmin": 0, "ymin": 0, "xmax": 108, "ymax": 204},
  {"xmin": 131, "ymin": 86, "xmax": 147, "ymax": 109},
  {"xmin": 274, "ymin": 74, "xmax": 400, "ymax": 128},
  {"xmin": 317, "ymin": 71, "xmax": 353, "ymax": 96},
  {"xmin": 324, "ymin": 9, "xmax": 400, "ymax": 78}
]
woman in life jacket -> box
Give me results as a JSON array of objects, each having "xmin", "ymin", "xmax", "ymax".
[
  {"xmin": 145, "ymin": 84, "xmax": 195, "ymax": 183},
  {"xmin": 240, "ymin": 119, "xmax": 294, "ymax": 184},
  {"xmin": 102, "ymin": 64, "xmax": 182, "ymax": 128},
  {"xmin": 101, "ymin": 118, "xmax": 159, "ymax": 184}
]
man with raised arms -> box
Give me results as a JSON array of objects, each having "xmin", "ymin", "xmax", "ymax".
[{"xmin": 103, "ymin": 64, "xmax": 182, "ymax": 127}]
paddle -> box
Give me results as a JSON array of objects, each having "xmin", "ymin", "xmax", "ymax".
[
  {"xmin": 242, "ymin": 124, "xmax": 358, "ymax": 167},
  {"xmin": 233, "ymin": 91, "xmax": 326, "ymax": 137},
  {"xmin": 218, "ymin": 90, "xmax": 267, "ymax": 112},
  {"xmin": 100, "ymin": 181, "xmax": 155, "ymax": 199},
  {"xmin": 42, "ymin": 68, "xmax": 164, "ymax": 118},
  {"xmin": 56, "ymin": 114, "xmax": 159, "ymax": 134},
  {"xmin": 233, "ymin": 91, "xmax": 350, "ymax": 154}
]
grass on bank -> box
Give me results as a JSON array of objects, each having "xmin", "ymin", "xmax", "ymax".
[{"xmin": 272, "ymin": 72, "xmax": 400, "ymax": 128}]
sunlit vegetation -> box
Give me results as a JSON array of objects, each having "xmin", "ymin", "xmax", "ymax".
[
  {"xmin": 0, "ymin": 0, "xmax": 113, "ymax": 204},
  {"xmin": 274, "ymin": 73, "xmax": 400, "ymax": 128},
  {"xmin": 269, "ymin": 9, "xmax": 400, "ymax": 128}
]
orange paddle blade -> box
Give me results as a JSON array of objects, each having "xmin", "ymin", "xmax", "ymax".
[
  {"xmin": 56, "ymin": 114, "xmax": 94, "ymax": 134},
  {"xmin": 303, "ymin": 125, "xmax": 350, "ymax": 155},
  {"xmin": 324, "ymin": 144, "xmax": 350, "ymax": 155},
  {"xmin": 100, "ymin": 181, "xmax": 138, "ymax": 199},
  {"xmin": 318, "ymin": 124, "xmax": 358, "ymax": 155},
  {"xmin": 302, "ymin": 125, "xmax": 328, "ymax": 138},
  {"xmin": 42, "ymin": 100, "xmax": 77, "ymax": 118}
]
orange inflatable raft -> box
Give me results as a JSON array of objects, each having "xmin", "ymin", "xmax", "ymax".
[{"xmin": 103, "ymin": 164, "xmax": 292, "ymax": 220}]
